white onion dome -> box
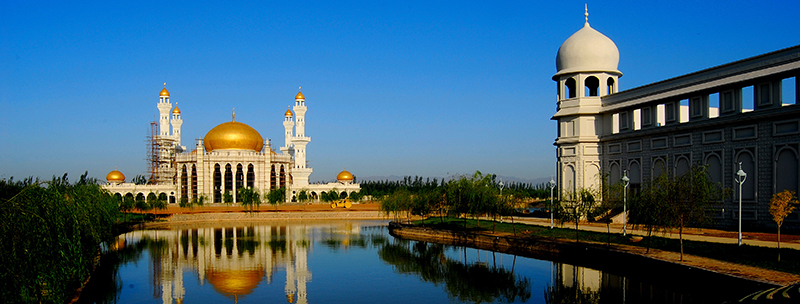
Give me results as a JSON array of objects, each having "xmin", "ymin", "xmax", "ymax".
[{"xmin": 555, "ymin": 21, "xmax": 621, "ymax": 79}]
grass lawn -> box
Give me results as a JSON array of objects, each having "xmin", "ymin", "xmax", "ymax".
[{"xmin": 413, "ymin": 217, "xmax": 800, "ymax": 275}]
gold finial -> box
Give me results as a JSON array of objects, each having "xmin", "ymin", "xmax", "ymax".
[
  {"xmin": 163, "ymin": 82, "xmax": 167, "ymax": 87},
  {"xmin": 232, "ymin": 108, "xmax": 235, "ymax": 122},
  {"xmin": 584, "ymin": 4, "xmax": 589, "ymax": 24},
  {"xmin": 299, "ymin": 86, "xmax": 301, "ymax": 91}
]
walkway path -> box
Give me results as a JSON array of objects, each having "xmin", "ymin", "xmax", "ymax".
[{"xmin": 514, "ymin": 216, "xmax": 800, "ymax": 249}]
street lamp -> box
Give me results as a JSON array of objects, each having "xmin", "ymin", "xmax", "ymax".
[
  {"xmin": 735, "ymin": 162, "xmax": 747, "ymax": 246},
  {"xmin": 498, "ymin": 179, "xmax": 504, "ymax": 196},
  {"xmin": 548, "ymin": 177, "xmax": 556, "ymax": 229},
  {"xmin": 622, "ymin": 170, "xmax": 630, "ymax": 236}
]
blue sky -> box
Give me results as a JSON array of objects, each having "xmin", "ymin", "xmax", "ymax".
[{"xmin": 1, "ymin": 1, "xmax": 798, "ymax": 183}]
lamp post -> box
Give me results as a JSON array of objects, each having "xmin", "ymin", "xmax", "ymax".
[
  {"xmin": 548, "ymin": 177, "xmax": 556, "ymax": 229},
  {"xmin": 622, "ymin": 170, "xmax": 630, "ymax": 236},
  {"xmin": 498, "ymin": 180, "xmax": 504, "ymax": 196},
  {"xmin": 735, "ymin": 162, "xmax": 747, "ymax": 246}
]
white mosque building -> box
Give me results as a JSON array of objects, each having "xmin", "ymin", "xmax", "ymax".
[{"xmin": 103, "ymin": 86, "xmax": 360, "ymax": 204}]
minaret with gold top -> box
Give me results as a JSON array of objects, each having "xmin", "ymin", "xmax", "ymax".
[
  {"xmin": 291, "ymin": 87, "xmax": 312, "ymax": 187},
  {"xmin": 282, "ymin": 106, "xmax": 295, "ymax": 155},
  {"xmin": 158, "ymin": 83, "xmax": 172, "ymax": 137},
  {"xmin": 171, "ymin": 103, "xmax": 183, "ymax": 147}
]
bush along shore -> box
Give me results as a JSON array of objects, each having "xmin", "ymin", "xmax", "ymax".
[
  {"xmin": 0, "ymin": 174, "xmax": 120, "ymax": 303},
  {"xmin": 389, "ymin": 218, "xmax": 800, "ymax": 284}
]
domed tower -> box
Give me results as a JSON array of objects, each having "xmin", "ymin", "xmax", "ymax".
[
  {"xmin": 552, "ymin": 6, "xmax": 621, "ymax": 197},
  {"xmin": 282, "ymin": 107, "xmax": 295, "ymax": 155},
  {"xmin": 171, "ymin": 104, "xmax": 183, "ymax": 146},
  {"xmin": 291, "ymin": 88, "xmax": 312, "ymax": 187},
  {"xmin": 106, "ymin": 167, "xmax": 125, "ymax": 185},
  {"xmin": 158, "ymin": 83, "xmax": 173, "ymax": 137}
]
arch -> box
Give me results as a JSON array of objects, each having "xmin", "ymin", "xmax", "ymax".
[
  {"xmin": 214, "ymin": 164, "xmax": 222, "ymax": 203},
  {"xmin": 270, "ymin": 165, "xmax": 277, "ymax": 190},
  {"xmin": 584, "ymin": 163, "xmax": 600, "ymax": 191},
  {"xmin": 608, "ymin": 162, "xmax": 621, "ymax": 186},
  {"xmin": 652, "ymin": 157, "xmax": 667, "ymax": 180},
  {"xmin": 775, "ymin": 147, "xmax": 799, "ymax": 194},
  {"xmin": 247, "ymin": 164, "xmax": 255, "ymax": 188},
  {"xmin": 136, "ymin": 193, "xmax": 145, "ymax": 201},
  {"xmin": 585, "ymin": 76, "xmax": 599, "ymax": 97},
  {"xmin": 191, "ymin": 165, "xmax": 197, "ymax": 198},
  {"xmin": 736, "ymin": 151, "xmax": 756, "ymax": 200},
  {"xmin": 279, "ymin": 165, "xmax": 286, "ymax": 189},
  {"xmin": 628, "ymin": 160, "xmax": 642, "ymax": 187},
  {"xmin": 311, "ymin": 191, "xmax": 318, "ymax": 200},
  {"xmin": 224, "ymin": 164, "xmax": 233, "ymax": 196},
  {"xmin": 675, "ymin": 156, "xmax": 690, "ymax": 177},
  {"xmin": 235, "ymin": 164, "xmax": 244, "ymax": 202},
  {"xmin": 114, "ymin": 193, "xmax": 122, "ymax": 201},
  {"xmin": 565, "ymin": 78, "xmax": 577, "ymax": 99},
  {"xmin": 607, "ymin": 77, "xmax": 616, "ymax": 94},
  {"xmin": 158, "ymin": 192, "xmax": 168, "ymax": 203},
  {"xmin": 124, "ymin": 193, "xmax": 134, "ymax": 199},
  {"xmin": 181, "ymin": 165, "xmax": 188, "ymax": 200},
  {"xmin": 340, "ymin": 191, "xmax": 348, "ymax": 199},
  {"xmin": 705, "ymin": 153, "xmax": 722, "ymax": 185},
  {"xmin": 563, "ymin": 164, "xmax": 576, "ymax": 199}
]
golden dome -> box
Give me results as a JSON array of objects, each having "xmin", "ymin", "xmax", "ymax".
[
  {"xmin": 160, "ymin": 87, "xmax": 170, "ymax": 97},
  {"xmin": 106, "ymin": 168, "xmax": 125, "ymax": 182},
  {"xmin": 206, "ymin": 268, "xmax": 265, "ymax": 298},
  {"xmin": 285, "ymin": 108, "xmax": 293, "ymax": 117},
  {"xmin": 172, "ymin": 107, "xmax": 181, "ymax": 114},
  {"xmin": 203, "ymin": 120, "xmax": 264, "ymax": 152},
  {"xmin": 295, "ymin": 88, "xmax": 304, "ymax": 101},
  {"xmin": 337, "ymin": 169, "xmax": 354, "ymax": 181}
]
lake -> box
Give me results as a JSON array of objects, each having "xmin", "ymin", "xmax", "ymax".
[{"xmin": 76, "ymin": 220, "xmax": 764, "ymax": 303}]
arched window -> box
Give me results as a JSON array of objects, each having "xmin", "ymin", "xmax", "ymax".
[
  {"xmin": 675, "ymin": 156, "xmax": 690, "ymax": 177},
  {"xmin": 235, "ymin": 164, "xmax": 244, "ymax": 202},
  {"xmin": 775, "ymin": 147, "xmax": 799, "ymax": 194},
  {"xmin": 191, "ymin": 165, "xmax": 198, "ymax": 198},
  {"xmin": 225, "ymin": 164, "xmax": 233, "ymax": 196},
  {"xmin": 564, "ymin": 165, "xmax": 576, "ymax": 199},
  {"xmin": 609, "ymin": 162, "xmax": 621, "ymax": 186},
  {"xmin": 585, "ymin": 76, "xmax": 599, "ymax": 96},
  {"xmin": 214, "ymin": 164, "xmax": 222, "ymax": 203},
  {"xmin": 629, "ymin": 160, "xmax": 642, "ymax": 192},
  {"xmin": 607, "ymin": 77, "xmax": 616, "ymax": 94},
  {"xmin": 247, "ymin": 164, "xmax": 255, "ymax": 188},
  {"xmin": 181, "ymin": 165, "xmax": 188, "ymax": 199},
  {"xmin": 279, "ymin": 165, "xmax": 286, "ymax": 189},
  {"xmin": 652, "ymin": 158, "xmax": 666, "ymax": 180},
  {"xmin": 584, "ymin": 163, "xmax": 600, "ymax": 191},
  {"xmin": 565, "ymin": 78, "xmax": 577, "ymax": 99},
  {"xmin": 270, "ymin": 165, "xmax": 277, "ymax": 190},
  {"xmin": 705, "ymin": 153, "xmax": 722, "ymax": 185}
]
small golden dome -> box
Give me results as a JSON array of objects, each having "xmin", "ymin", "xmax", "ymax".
[
  {"xmin": 206, "ymin": 268, "xmax": 265, "ymax": 298},
  {"xmin": 203, "ymin": 120, "xmax": 264, "ymax": 152},
  {"xmin": 337, "ymin": 169, "xmax": 354, "ymax": 181},
  {"xmin": 160, "ymin": 87, "xmax": 170, "ymax": 97},
  {"xmin": 172, "ymin": 107, "xmax": 181, "ymax": 114},
  {"xmin": 285, "ymin": 108, "xmax": 293, "ymax": 117},
  {"xmin": 295, "ymin": 88, "xmax": 304, "ymax": 101},
  {"xmin": 106, "ymin": 168, "xmax": 125, "ymax": 182}
]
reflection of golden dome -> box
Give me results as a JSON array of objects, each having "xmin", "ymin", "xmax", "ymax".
[
  {"xmin": 337, "ymin": 169, "xmax": 354, "ymax": 181},
  {"xmin": 206, "ymin": 268, "xmax": 265, "ymax": 298},
  {"xmin": 106, "ymin": 168, "xmax": 125, "ymax": 182},
  {"xmin": 204, "ymin": 120, "xmax": 264, "ymax": 152},
  {"xmin": 285, "ymin": 108, "xmax": 293, "ymax": 117},
  {"xmin": 172, "ymin": 107, "xmax": 181, "ymax": 114},
  {"xmin": 160, "ymin": 87, "xmax": 170, "ymax": 97}
]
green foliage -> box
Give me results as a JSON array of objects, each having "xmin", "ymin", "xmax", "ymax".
[
  {"xmin": 238, "ymin": 187, "xmax": 261, "ymax": 212},
  {"xmin": 223, "ymin": 191, "xmax": 233, "ymax": 206},
  {"xmin": 296, "ymin": 189, "xmax": 309, "ymax": 204},
  {"xmin": 0, "ymin": 174, "xmax": 120, "ymax": 303},
  {"xmin": 267, "ymin": 188, "xmax": 286, "ymax": 210},
  {"xmin": 131, "ymin": 174, "xmax": 147, "ymax": 185}
]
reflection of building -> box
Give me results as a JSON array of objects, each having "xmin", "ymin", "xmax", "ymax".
[
  {"xmin": 552, "ymin": 9, "xmax": 799, "ymax": 228},
  {"xmin": 103, "ymin": 87, "xmax": 359, "ymax": 204},
  {"xmin": 124, "ymin": 222, "xmax": 360, "ymax": 303}
]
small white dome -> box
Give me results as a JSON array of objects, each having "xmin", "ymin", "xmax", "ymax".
[{"xmin": 555, "ymin": 22, "xmax": 621, "ymax": 78}]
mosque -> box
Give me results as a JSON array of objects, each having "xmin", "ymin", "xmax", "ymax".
[
  {"xmin": 103, "ymin": 87, "xmax": 360, "ymax": 204},
  {"xmin": 552, "ymin": 9, "xmax": 799, "ymax": 229}
]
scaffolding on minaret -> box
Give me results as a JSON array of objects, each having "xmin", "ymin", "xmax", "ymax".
[{"xmin": 147, "ymin": 121, "xmax": 177, "ymax": 185}]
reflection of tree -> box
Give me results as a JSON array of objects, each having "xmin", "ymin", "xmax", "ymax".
[
  {"xmin": 544, "ymin": 282, "xmax": 600, "ymax": 304},
  {"xmin": 378, "ymin": 240, "xmax": 531, "ymax": 303}
]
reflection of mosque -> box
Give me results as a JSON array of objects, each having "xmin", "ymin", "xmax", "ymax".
[{"xmin": 122, "ymin": 223, "xmax": 360, "ymax": 303}]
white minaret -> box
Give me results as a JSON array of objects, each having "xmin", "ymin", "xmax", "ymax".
[
  {"xmin": 282, "ymin": 107, "xmax": 295, "ymax": 155},
  {"xmin": 552, "ymin": 6, "xmax": 621, "ymax": 197},
  {"xmin": 171, "ymin": 103, "xmax": 183, "ymax": 146},
  {"xmin": 291, "ymin": 87, "xmax": 312, "ymax": 187},
  {"xmin": 157, "ymin": 83, "xmax": 172, "ymax": 137}
]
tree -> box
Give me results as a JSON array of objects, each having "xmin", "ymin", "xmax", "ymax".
[
  {"xmin": 131, "ymin": 175, "xmax": 147, "ymax": 185},
  {"xmin": 769, "ymin": 190, "xmax": 798, "ymax": 261},
  {"xmin": 121, "ymin": 194, "xmax": 135, "ymax": 220},
  {"xmin": 238, "ymin": 187, "xmax": 261, "ymax": 212},
  {"xmin": 669, "ymin": 165, "xmax": 727, "ymax": 261},
  {"xmin": 223, "ymin": 191, "xmax": 233, "ymax": 206},
  {"xmin": 135, "ymin": 193, "xmax": 149, "ymax": 211},
  {"xmin": 297, "ymin": 189, "xmax": 309, "ymax": 204},
  {"xmin": 628, "ymin": 172, "xmax": 674, "ymax": 253},
  {"xmin": 267, "ymin": 187, "xmax": 286, "ymax": 210}
]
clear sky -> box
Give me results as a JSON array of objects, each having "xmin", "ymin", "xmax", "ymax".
[{"xmin": 1, "ymin": 0, "xmax": 798, "ymax": 183}]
